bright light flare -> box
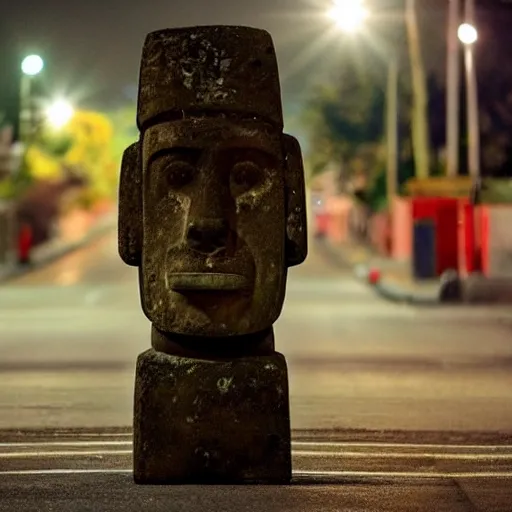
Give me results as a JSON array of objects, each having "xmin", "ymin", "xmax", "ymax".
[
  {"xmin": 46, "ymin": 100, "xmax": 75, "ymax": 129},
  {"xmin": 458, "ymin": 23, "xmax": 478, "ymax": 45},
  {"xmin": 328, "ymin": 0, "xmax": 369, "ymax": 33},
  {"xmin": 21, "ymin": 55, "xmax": 44, "ymax": 76}
]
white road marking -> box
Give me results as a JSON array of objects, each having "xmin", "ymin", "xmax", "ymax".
[
  {"xmin": 1, "ymin": 469, "xmax": 511, "ymax": 479},
  {"xmin": 295, "ymin": 470, "xmax": 512, "ymax": 479},
  {"xmin": 293, "ymin": 441, "xmax": 512, "ymax": 451},
  {"xmin": 2, "ymin": 440, "xmax": 511, "ymax": 451},
  {"xmin": 0, "ymin": 450, "xmax": 132, "ymax": 458},
  {"xmin": 1, "ymin": 447, "xmax": 512, "ymax": 461},
  {"xmin": 0, "ymin": 441, "xmax": 132, "ymax": 448},
  {"xmin": 1, "ymin": 469, "xmax": 131, "ymax": 475},
  {"xmin": 293, "ymin": 450, "xmax": 512, "ymax": 460}
]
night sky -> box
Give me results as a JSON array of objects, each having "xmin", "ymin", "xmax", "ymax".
[
  {"xmin": 2, "ymin": 0, "xmax": 511, "ymax": 115},
  {"xmin": 1, "ymin": 1, "xmax": 447, "ymax": 109}
]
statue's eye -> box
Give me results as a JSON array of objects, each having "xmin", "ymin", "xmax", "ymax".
[
  {"xmin": 166, "ymin": 161, "xmax": 195, "ymax": 188},
  {"xmin": 231, "ymin": 161, "xmax": 264, "ymax": 194}
]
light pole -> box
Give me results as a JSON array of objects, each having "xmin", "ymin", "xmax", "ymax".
[
  {"xmin": 327, "ymin": 0, "xmax": 399, "ymax": 206},
  {"xmin": 446, "ymin": 0, "xmax": 461, "ymax": 178},
  {"xmin": 457, "ymin": 5, "xmax": 481, "ymax": 274},
  {"xmin": 19, "ymin": 54, "xmax": 44, "ymax": 145},
  {"xmin": 386, "ymin": 55, "xmax": 399, "ymax": 201},
  {"xmin": 458, "ymin": 11, "xmax": 480, "ymax": 181}
]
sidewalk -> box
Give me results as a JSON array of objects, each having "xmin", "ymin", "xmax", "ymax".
[
  {"xmin": 0, "ymin": 212, "xmax": 117, "ymax": 283},
  {"xmin": 318, "ymin": 237, "xmax": 442, "ymax": 304}
]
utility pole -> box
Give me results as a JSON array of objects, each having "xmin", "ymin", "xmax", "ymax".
[
  {"xmin": 446, "ymin": 0, "xmax": 461, "ymax": 177},
  {"xmin": 464, "ymin": 0, "xmax": 480, "ymax": 180},
  {"xmin": 386, "ymin": 55, "xmax": 399, "ymax": 203},
  {"xmin": 404, "ymin": 0, "xmax": 431, "ymax": 180}
]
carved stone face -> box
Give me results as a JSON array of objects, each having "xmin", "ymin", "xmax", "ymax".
[{"xmin": 139, "ymin": 117, "xmax": 287, "ymax": 337}]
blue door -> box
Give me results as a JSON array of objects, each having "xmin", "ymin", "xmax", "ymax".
[{"xmin": 413, "ymin": 220, "xmax": 436, "ymax": 280}]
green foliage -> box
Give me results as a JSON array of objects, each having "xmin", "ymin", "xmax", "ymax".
[
  {"xmin": 108, "ymin": 106, "xmax": 138, "ymax": 167},
  {"xmin": 366, "ymin": 163, "xmax": 388, "ymax": 212},
  {"xmin": 0, "ymin": 178, "xmax": 15, "ymax": 199},
  {"xmin": 38, "ymin": 132, "xmax": 74, "ymax": 158},
  {"xmin": 300, "ymin": 63, "xmax": 386, "ymax": 184}
]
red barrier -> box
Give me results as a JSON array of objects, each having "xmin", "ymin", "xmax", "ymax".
[{"xmin": 411, "ymin": 197, "xmax": 459, "ymax": 277}]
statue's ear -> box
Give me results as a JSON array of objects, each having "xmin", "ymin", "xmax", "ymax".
[
  {"xmin": 283, "ymin": 134, "xmax": 308, "ymax": 267},
  {"xmin": 118, "ymin": 141, "xmax": 142, "ymax": 267}
]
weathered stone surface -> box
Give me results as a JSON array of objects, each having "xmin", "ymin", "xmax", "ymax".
[
  {"xmin": 133, "ymin": 348, "xmax": 291, "ymax": 484},
  {"xmin": 136, "ymin": 26, "xmax": 283, "ymax": 131},
  {"xmin": 118, "ymin": 142, "xmax": 142, "ymax": 267},
  {"xmin": 118, "ymin": 26, "xmax": 307, "ymax": 485},
  {"xmin": 151, "ymin": 325, "xmax": 275, "ymax": 358},
  {"xmin": 118, "ymin": 25, "xmax": 307, "ymax": 338}
]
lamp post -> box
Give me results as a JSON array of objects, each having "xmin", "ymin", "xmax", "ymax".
[
  {"xmin": 328, "ymin": 0, "xmax": 399, "ymax": 206},
  {"xmin": 457, "ymin": 3, "xmax": 481, "ymax": 274},
  {"xmin": 446, "ymin": 0, "xmax": 461, "ymax": 178},
  {"xmin": 458, "ymin": 14, "xmax": 480, "ymax": 181},
  {"xmin": 19, "ymin": 54, "xmax": 44, "ymax": 145}
]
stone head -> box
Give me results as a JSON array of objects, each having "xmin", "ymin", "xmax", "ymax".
[{"xmin": 118, "ymin": 26, "xmax": 307, "ymax": 337}]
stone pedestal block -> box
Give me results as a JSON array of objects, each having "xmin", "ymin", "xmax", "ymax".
[{"xmin": 133, "ymin": 348, "xmax": 291, "ymax": 484}]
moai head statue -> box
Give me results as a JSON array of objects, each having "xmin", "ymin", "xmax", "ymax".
[{"xmin": 119, "ymin": 26, "xmax": 307, "ymax": 338}]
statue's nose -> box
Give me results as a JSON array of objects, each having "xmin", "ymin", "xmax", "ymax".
[{"xmin": 186, "ymin": 219, "xmax": 230, "ymax": 255}]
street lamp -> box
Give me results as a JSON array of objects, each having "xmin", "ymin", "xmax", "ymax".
[
  {"xmin": 446, "ymin": 0, "xmax": 461, "ymax": 178},
  {"xmin": 459, "ymin": 4, "xmax": 480, "ymax": 182},
  {"xmin": 328, "ymin": 0, "xmax": 398, "ymax": 204},
  {"xmin": 46, "ymin": 100, "xmax": 74, "ymax": 129},
  {"xmin": 19, "ymin": 54, "xmax": 44, "ymax": 144},
  {"xmin": 327, "ymin": 0, "xmax": 369, "ymax": 34},
  {"xmin": 446, "ymin": 1, "xmax": 480, "ymax": 181},
  {"xmin": 458, "ymin": 23, "xmax": 478, "ymax": 45},
  {"xmin": 21, "ymin": 55, "xmax": 44, "ymax": 77}
]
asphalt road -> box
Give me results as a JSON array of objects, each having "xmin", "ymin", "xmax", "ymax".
[
  {"xmin": 2, "ymin": 231, "xmax": 512, "ymax": 509},
  {"xmin": 2, "ymin": 231, "xmax": 512, "ymax": 431},
  {"xmin": 0, "ymin": 430, "xmax": 511, "ymax": 511}
]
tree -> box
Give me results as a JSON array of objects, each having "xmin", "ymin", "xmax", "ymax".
[
  {"xmin": 19, "ymin": 109, "xmax": 119, "ymax": 207},
  {"xmin": 62, "ymin": 110, "xmax": 117, "ymax": 205},
  {"xmin": 108, "ymin": 105, "xmax": 138, "ymax": 166},
  {"xmin": 300, "ymin": 63, "xmax": 386, "ymax": 192}
]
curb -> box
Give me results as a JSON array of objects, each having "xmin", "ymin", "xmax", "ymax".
[
  {"xmin": 0, "ymin": 213, "xmax": 117, "ymax": 284},
  {"xmin": 316, "ymin": 238, "xmax": 442, "ymax": 305}
]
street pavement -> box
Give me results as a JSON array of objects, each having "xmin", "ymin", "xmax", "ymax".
[
  {"xmin": 1, "ymin": 229, "xmax": 512, "ymax": 509},
  {"xmin": 0, "ymin": 430, "xmax": 511, "ymax": 511},
  {"xmin": 1, "ymin": 230, "xmax": 512, "ymax": 431}
]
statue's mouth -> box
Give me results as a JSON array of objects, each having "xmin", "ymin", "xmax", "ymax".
[{"xmin": 167, "ymin": 272, "xmax": 251, "ymax": 292}]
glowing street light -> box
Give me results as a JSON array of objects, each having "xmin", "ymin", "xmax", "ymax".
[
  {"xmin": 19, "ymin": 55, "xmax": 45, "ymax": 142},
  {"xmin": 21, "ymin": 55, "xmax": 44, "ymax": 76},
  {"xmin": 46, "ymin": 100, "xmax": 75, "ymax": 129},
  {"xmin": 327, "ymin": 0, "xmax": 369, "ymax": 34},
  {"xmin": 458, "ymin": 23, "xmax": 478, "ymax": 45}
]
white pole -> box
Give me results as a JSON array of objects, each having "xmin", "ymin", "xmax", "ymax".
[
  {"xmin": 446, "ymin": 0, "xmax": 461, "ymax": 177},
  {"xmin": 19, "ymin": 74, "xmax": 31, "ymax": 145},
  {"xmin": 464, "ymin": 0, "xmax": 480, "ymax": 180},
  {"xmin": 386, "ymin": 56, "xmax": 399, "ymax": 203}
]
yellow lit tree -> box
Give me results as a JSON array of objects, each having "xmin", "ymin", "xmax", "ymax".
[
  {"xmin": 62, "ymin": 110, "xmax": 118, "ymax": 207},
  {"xmin": 23, "ymin": 109, "xmax": 119, "ymax": 209}
]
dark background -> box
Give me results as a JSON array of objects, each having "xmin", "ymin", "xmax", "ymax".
[{"xmin": 1, "ymin": 0, "xmax": 511, "ymax": 138}]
